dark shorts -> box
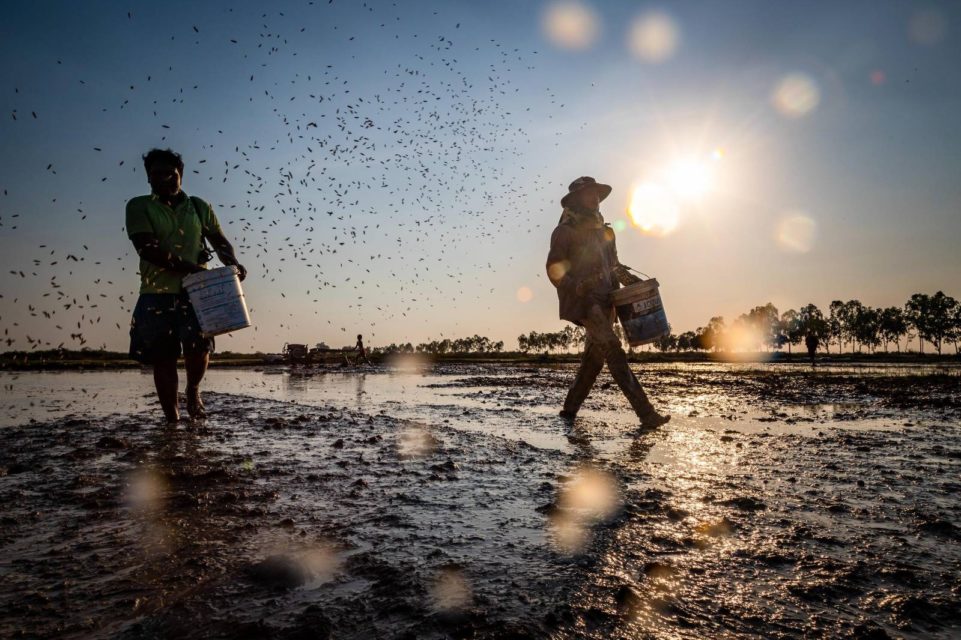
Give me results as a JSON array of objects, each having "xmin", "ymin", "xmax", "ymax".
[{"xmin": 129, "ymin": 293, "xmax": 214, "ymax": 365}]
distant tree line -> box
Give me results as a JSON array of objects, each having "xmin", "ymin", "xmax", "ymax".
[
  {"xmin": 518, "ymin": 326, "xmax": 585, "ymax": 353},
  {"xmin": 651, "ymin": 291, "xmax": 960, "ymax": 355},
  {"xmin": 296, "ymin": 291, "xmax": 961, "ymax": 359},
  {"xmin": 373, "ymin": 334, "xmax": 505, "ymax": 356}
]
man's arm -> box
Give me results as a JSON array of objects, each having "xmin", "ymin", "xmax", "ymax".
[
  {"xmin": 206, "ymin": 230, "xmax": 247, "ymax": 281},
  {"xmin": 130, "ymin": 232, "xmax": 204, "ymax": 274}
]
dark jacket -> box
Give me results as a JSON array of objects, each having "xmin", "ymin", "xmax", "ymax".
[{"xmin": 546, "ymin": 207, "xmax": 620, "ymax": 325}]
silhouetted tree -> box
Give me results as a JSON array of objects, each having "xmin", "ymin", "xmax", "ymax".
[
  {"xmin": 852, "ymin": 306, "xmax": 881, "ymax": 353},
  {"xmin": 654, "ymin": 331, "xmax": 677, "ymax": 352},
  {"xmin": 947, "ymin": 303, "xmax": 961, "ymax": 355},
  {"xmin": 779, "ymin": 309, "xmax": 802, "ymax": 353},
  {"xmin": 828, "ymin": 300, "xmax": 845, "ymax": 353},
  {"xmin": 677, "ymin": 331, "xmax": 698, "ymax": 351},
  {"xmin": 905, "ymin": 293, "xmax": 931, "ymax": 354},
  {"xmin": 700, "ymin": 316, "xmax": 726, "ymax": 352},
  {"xmin": 840, "ymin": 300, "xmax": 865, "ymax": 352},
  {"xmin": 879, "ymin": 306, "xmax": 907, "ymax": 352},
  {"xmin": 931, "ymin": 292, "xmax": 958, "ymax": 355}
]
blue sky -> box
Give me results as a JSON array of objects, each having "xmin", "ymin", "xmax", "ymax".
[{"xmin": 2, "ymin": 0, "xmax": 959, "ymax": 352}]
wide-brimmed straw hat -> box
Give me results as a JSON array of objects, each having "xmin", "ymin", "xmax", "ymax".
[{"xmin": 561, "ymin": 176, "xmax": 612, "ymax": 208}]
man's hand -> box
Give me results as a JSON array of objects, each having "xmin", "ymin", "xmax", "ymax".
[
  {"xmin": 613, "ymin": 264, "xmax": 642, "ymax": 286},
  {"xmin": 207, "ymin": 230, "xmax": 246, "ymax": 281}
]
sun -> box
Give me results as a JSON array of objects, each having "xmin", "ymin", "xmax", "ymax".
[
  {"xmin": 666, "ymin": 158, "xmax": 712, "ymax": 200},
  {"xmin": 627, "ymin": 148, "xmax": 724, "ymax": 235}
]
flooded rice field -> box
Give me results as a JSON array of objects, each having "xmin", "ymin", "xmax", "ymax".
[{"xmin": 1, "ymin": 362, "xmax": 960, "ymax": 639}]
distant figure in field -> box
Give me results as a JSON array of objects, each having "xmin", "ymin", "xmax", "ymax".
[
  {"xmin": 805, "ymin": 332, "xmax": 819, "ymax": 365},
  {"xmin": 126, "ymin": 148, "xmax": 247, "ymax": 423},
  {"xmin": 355, "ymin": 334, "xmax": 372, "ymax": 365},
  {"xmin": 546, "ymin": 177, "xmax": 669, "ymax": 429}
]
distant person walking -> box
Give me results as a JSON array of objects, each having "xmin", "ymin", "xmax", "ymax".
[
  {"xmin": 126, "ymin": 148, "xmax": 247, "ymax": 423},
  {"xmin": 546, "ymin": 177, "xmax": 669, "ymax": 429},
  {"xmin": 355, "ymin": 334, "xmax": 372, "ymax": 365}
]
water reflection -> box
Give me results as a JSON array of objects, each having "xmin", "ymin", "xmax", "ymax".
[
  {"xmin": 355, "ymin": 373, "xmax": 366, "ymax": 409},
  {"xmin": 4, "ymin": 362, "xmax": 958, "ymax": 428}
]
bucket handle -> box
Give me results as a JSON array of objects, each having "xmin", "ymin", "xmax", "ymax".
[{"xmin": 624, "ymin": 265, "xmax": 653, "ymax": 280}]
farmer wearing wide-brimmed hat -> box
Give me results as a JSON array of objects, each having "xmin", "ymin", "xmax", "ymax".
[{"xmin": 546, "ymin": 176, "xmax": 670, "ymax": 429}]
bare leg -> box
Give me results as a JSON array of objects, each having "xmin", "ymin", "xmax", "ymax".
[
  {"xmin": 184, "ymin": 351, "xmax": 209, "ymax": 418},
  {"xmin": 153, "ymin": 358, "xmax": 180, "ymax": 423}
]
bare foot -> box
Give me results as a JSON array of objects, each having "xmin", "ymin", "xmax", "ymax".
[{"xmin": 186, "ymin": 387, "xmax": 207, "ymax": 419}]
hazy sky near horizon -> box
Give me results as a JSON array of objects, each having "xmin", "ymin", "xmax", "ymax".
[{"xmin": 2, "ymin": 0, "xmax": 960, "ymax": 352}]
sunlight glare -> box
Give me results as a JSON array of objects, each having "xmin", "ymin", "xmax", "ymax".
[{"xmin": 666, "ymin": 159, "xmax": 712, "ymax": 200}]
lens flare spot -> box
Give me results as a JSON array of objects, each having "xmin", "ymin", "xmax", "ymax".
[
  {"xmin": 720, "ymin": 324, "xmax": 771, "ymax": 357},
  {"xmin": 516, "ymin": 286, "xmax": 534, "ymax": 303},
  {"xmin": 430, "ymin": 566, "xmax": 472, "ymax": 612},
  {"xmin": 776, "ymin": 214, "xmax": 817, "ymax": 253},
  {"xmin": 548, "ymin": 466, "xmax": 621, "ymax": 554},
  {"xmin": 627, "ymin": 11, "xmax": 680, "ymax": 63},
  {"xmin": 397, "ymin": 423, "xmax": 439, "ymax": 459},
  {"xmin": 547, "ymin": 260, "xmax": 570, "ymax": 283},
  {"xmin": 548, "ymin": 511, "xmax": 588, "ymax": 554},
  {"xmin": 543, "ymin": 1, "xmax": 600, "ymax": 50},
  {"xmin": 389, "ymin": 353, "xmax": 429, "ymax": 373},
  {"xmin": 611, "ymin": 218, "xmax": 627, "ymax": 233},
  {"xmin": 301, "ymin": 544, "xmax": 342, "ymax": 584},
  {"xmin": 870, "ymin": 69, "xmax": 886, "ymax": 86},
  {"xmin": 126, "ymin": 468, "xmax": 166, "ymax": 512},
  {"xmin": 559, "ymin": 466, "xmax": 620, "ymax": 519},
  {"xmin": 771, "ymin": 73, "xmax": 820, "ymax": 118},
  {"xmin": 908, "ymin": 9, "xmax": 947, "ymax": 46},
  {"xmin": 628, "ymin": 183, "xmax": 680, "ymax": 237}
]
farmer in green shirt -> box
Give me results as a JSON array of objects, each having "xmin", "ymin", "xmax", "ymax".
[{"xmin": 126, "ymin": 148, "xmax": 247, "ymax": 423}]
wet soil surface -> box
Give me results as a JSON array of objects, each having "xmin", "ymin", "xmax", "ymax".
[{"xmin": 1, "ymin": 364, "xmax": 960, "ymax": 639}]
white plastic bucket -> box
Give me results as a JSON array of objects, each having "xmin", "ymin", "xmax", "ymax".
[
  {"xmin": 611, "ymin": 278, "xmax": 669, "ymax": 346},
  {"xmin": 182, "ymin": 266, "xmax": 251, "ymax": 337}
]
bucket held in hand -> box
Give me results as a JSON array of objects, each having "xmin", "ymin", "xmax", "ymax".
[
  {"xmin": 182, "ymin": 266, "xmax": 251, "ymax": 337},
  {"xmin": 611, "ymin": 278, "xmax": 669, "ymax": 346}
]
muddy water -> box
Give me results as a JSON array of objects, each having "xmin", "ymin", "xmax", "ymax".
[{"xmin": 1, "ymin": 363, "xmax": 960, "ymax": 638}]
